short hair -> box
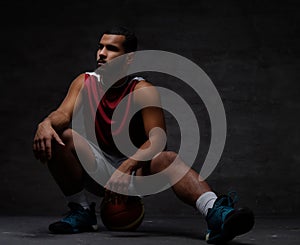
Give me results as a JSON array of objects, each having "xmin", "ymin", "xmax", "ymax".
[{"xmin": 101, "ymin": 26, "xmax": 138, "ymax": 53}]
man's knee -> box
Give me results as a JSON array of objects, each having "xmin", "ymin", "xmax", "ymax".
[
  {"xmin": 162, "ymin": 151, "xmax": 178, "ymax": 163},
  {"xmin": 60, "ymin": 128, "xmax": 74, "ymax": 142},
  {"xmin": 51, "ymin": 128, "xmax": 74, "ymax": 155},
  {"xmin": 153, "ymin": 151, "xmax": 178, "ymax": 169}
]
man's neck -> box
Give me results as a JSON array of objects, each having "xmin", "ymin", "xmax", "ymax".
[{"xmin": 111, "ymin": 77, "xmax": 129, "ymax": 88}]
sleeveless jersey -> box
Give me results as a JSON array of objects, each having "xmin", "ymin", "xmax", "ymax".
[{"xmin": 82, "ymin": 72, "xmax": 148, "ymax": 157}]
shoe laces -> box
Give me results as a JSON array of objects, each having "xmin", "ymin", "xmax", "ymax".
[
  {"xmin": 62, "ymin": 203, "xmax": 89, "ymax": 224},
  {"xmin": 206, "ymin": 191, "xmax": 239, "ymax": 230},
  {"xmin": 213, "ymin": 191, "xmax": 239, "ymax": 210},
  {"xmin": 226, "ymin": 191, "xmax": 238, "ymax": 207}
]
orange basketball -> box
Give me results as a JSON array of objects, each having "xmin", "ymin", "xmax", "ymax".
[{"xmin": 100, "ymin": 195, "xmax": 145, "ymax": 231}]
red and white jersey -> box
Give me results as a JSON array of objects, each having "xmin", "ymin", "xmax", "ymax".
[{"xmin": 82, "ymin": 72, "xmax": 148, "ymax": 157}]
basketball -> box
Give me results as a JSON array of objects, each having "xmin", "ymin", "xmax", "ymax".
[{"xmin": 100, "ymin": 194, "xmax": 145, "ymax": 231}]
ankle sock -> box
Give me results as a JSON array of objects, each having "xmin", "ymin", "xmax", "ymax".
[
  {"xmin": 196, "ymin": 191, "xmax": 218, "ymax": 216},
  {"xmin": 66, "ymin": 190, "xmax": 90, "ymax": 209}
]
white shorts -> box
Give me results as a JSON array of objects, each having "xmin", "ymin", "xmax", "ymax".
[{"xmin": 86, "ymin": 141, "xmax": 139, "ymax": 195}]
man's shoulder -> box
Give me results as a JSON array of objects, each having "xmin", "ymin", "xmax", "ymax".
[
  {"xmin": 133, "ymin": 78, "xmax": 153, "ymax": 90},
  {"xmin": 70, "ymin": 72, "xmax": 86, "ymax": 87},
  {"xmin": 132, "ymin": 78, "xmax": 160, "ymax": 105},
  {"xmin": 84, "ymin": 71, "xmax": 100, "ymax": 80}
]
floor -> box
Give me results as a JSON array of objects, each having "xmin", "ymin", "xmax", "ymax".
[{"xmin": 0, "ymin": 215, "xmax": 299, "ymax": 245}]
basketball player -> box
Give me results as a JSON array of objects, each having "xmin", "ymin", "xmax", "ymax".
[{"xmin": 32, "ymin": 26, "xmax": 254, "ymax": 243}]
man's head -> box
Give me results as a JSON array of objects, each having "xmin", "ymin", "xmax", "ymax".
[
  {"xmin": 101, "ymin": 26, "xmax": 138, "ymax": 53},
  {"xmin": 97, "ymin": 26, "xmax": 137, "ymax": 67}
]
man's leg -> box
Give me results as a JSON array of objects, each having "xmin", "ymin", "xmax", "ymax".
[
  {"xmin": 139, "ymin": 151, "xmax": 212, "ymax": 206},
  {"xmin": 47, "ymin": 128, "xmax": 100, "ymax": 233},
  {"xmin": 139, "ymin": 151, "xmax": 254, "ymax": 244}
]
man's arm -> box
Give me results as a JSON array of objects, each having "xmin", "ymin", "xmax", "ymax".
[
  {"xmin": 105, "ymin": 80, "xmax": 167, "ymax": 193},
  {"xmin": 33, "ymin": 73, "xmax": 85, "ymax": 162},
  {"xmin": 131, "ymin": 81, "xmax": 167, "ymax": 162}
]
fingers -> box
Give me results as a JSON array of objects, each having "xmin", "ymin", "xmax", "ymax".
[
  {"xmin": 105, "ymin": 176, "xmax": 130, "ymax": 196},
  {"xmin": 53, "ymin": 132, "xmax": 65, "ymax": 146},
  {"xmin": 32, "ymin": 138, "xmax": 46, "ymax": 162},
  {"xmin": 44, "ymin": 138, "xmax": 52, "ymax": 160},
  {"xmin": 32, "ymin": 139, "xmax": 39, "ymax": 160},
  {"xmin": 32, "ymin": 133, "xmax": 65, "ymax": 163},
  {"xmin": 39, "ymin": 139, "xmax": 47, "ymax": 162},
  {"xmin": 42, "ymin": 132, "xmax": 64, "ymax": 161},
  {"xmin": 104, "ymin": 189, "xmax": 128, "ymax": 204},
  {"xmin": 36, "ymin": 138, "xmax": 49, "ymax": 163}
]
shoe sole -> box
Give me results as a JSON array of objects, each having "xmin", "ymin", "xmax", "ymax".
[
  {"xmin": 49, "ymin": 223, "xmax": 99, "ymax": 234},
  {"xmin": 206, "ymin": 207, "xmax": 255, "ymax": 244}
]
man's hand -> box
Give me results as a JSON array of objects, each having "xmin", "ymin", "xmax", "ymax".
[
  {"xmin": 104, "ymin": 158, "xmax": 138, "ymax": 195},
  {"xmin": 32, "ymin": 120, "xmax": 65, "ymax": 163}
]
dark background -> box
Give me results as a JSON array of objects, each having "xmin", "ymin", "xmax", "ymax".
[{"xmin": 0, "ymin": 0, "xmax": 299, "ymax": 217}]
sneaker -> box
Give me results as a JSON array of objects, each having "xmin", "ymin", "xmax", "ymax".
[
  {"xmin": 205, "ymin": 192, "xmax": 255, "ymax": 244},
  {"xmin": 49, "ymin": 202, "xmax": 98, "ymax": 234}
]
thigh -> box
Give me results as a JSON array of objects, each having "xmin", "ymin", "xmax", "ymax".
[
  {"xmin": 70, "ymin": 130, "xmax": 98, "ymax": 172},
  {"xmin": 135, "ymin": 151, "xmax": 174, "ymax": 176},
  {"xmin": 83, "ymin": 173, "xmax": 105, "ymax": 197},
  {"xmin": 71, "ymin": 130, "xmax": 111, "ymax": 196}
]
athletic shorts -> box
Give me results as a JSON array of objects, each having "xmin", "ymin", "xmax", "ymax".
[{"xmin": 86, "ymin": 140, "xmax": 139, "ymax": 195}]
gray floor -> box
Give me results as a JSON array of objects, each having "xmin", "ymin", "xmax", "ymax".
[{"xmin": 0, "ymin": 215, "xmax": 299, "ymax": 245}]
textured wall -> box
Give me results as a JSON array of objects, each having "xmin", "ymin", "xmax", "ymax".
[{"xmin": 0, "ymin": 0, "xmax": 299, "ymax": 217}]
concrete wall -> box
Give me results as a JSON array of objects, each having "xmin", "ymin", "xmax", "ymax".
[{"xmin": 0, "ymin": 0, "xmax": 299, "ymax": 217}]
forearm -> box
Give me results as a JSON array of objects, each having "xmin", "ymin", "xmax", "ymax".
[
  {"xmin": 126, "ymin": 128, "xmax": 167, "ymax": 171},
  {"xmin": 41, "ymin": 109, "xmax": 71, "ymax": 132},
  {"xmin": 107, "ymin": 134, "xmax": 166, "ymax": 193}
]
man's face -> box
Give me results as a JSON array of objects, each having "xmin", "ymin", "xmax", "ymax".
[{"xmin": 96, "ymin": 34, "xmax": 126, "ymax": 68}]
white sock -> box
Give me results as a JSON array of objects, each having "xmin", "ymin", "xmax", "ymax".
[
  {"xmin": 66, "ymin": 190, "xmax": 90, "ymax": 209},
  {"xmin": 196, "ymin": 191, "xmax": 218, "ymax": 216}
]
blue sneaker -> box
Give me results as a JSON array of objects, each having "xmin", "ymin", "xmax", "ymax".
[
  {"xmin": 205, "ymin": 192, "xmax": 255, "ymax": 244},
  {"xmin": 49, "ymin": 202, "xmax": 98, "ymax": 234}
]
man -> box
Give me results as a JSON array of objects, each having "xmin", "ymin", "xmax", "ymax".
[{"xmin": 32, "ymin": 26, "xmax": 254, "ymax": 244}]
